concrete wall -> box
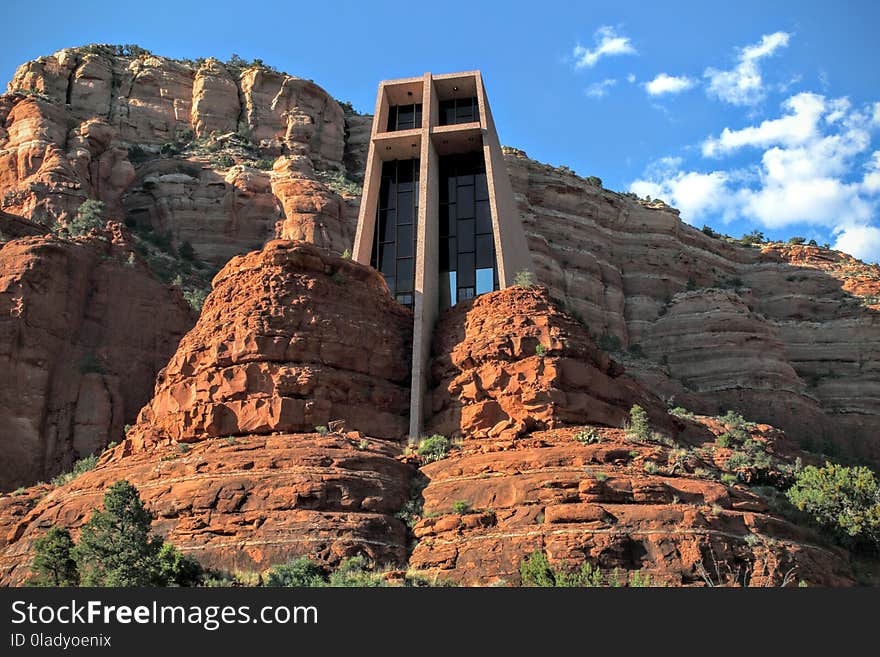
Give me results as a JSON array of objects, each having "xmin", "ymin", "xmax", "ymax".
[
  {"xmin": 476, "ymin": 72, "xmax": 534, "ymax": 287},
  {"xmin": 354, "ymin": 71, "xmax": 533, "ymax": 437}
]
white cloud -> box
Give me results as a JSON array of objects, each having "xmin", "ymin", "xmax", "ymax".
[
  {"xmin": 863, "ymin": 152, "xmax": 880, "ymax": 194},
  {"xmin": 585, "ymin": 78, "xmax": 617, "ymax": 98},
  {"xmin": 632, "ymin": 170, "xmax": 732, "ymax": 224},
  {"xmin": 702, "ymin": 92, "xmax": 826, "ymax": 156},
  {"xmin": 832, "ymin": 225, "xmax": 880, "ymax": 263},
  {"xmin": 573, "ymin": 26, "xmax": 636, "ymax": 69},
  {"xmin": 626, "ymin": 73, "xmax": 636, "ymax": 84},
  {"xmin": 645, "ymin": 73, "xmax": 696, "ymax": 96},
  {"xmin": 704, "ymin": 31, "xmax": 791, "ymax": 106},
  {"xmin": 630, "ymin": 93, "xmax": 880, "ymax": 236}
]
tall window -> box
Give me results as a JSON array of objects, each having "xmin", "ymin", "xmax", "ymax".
[
  {"xmin": 386, "ymin": 103, "xmax": 422, "ymax": 131},
  {"xmin": 439, "ymin": 152, "xmax": 497, "ymax": 309},
  {"xmin": 438, "ymin": 97, "xmax": 478, "ymax": 125},
  {"xmin": 371, "ymin": 159, "xmax": 419, "ymax": 308}
]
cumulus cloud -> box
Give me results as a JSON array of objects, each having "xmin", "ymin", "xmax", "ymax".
[
  {"xmin": 863, "ymin": 152, "xmax": 880, "ymax": 194},
  {"xmin": 704, "ymin": 31, "xmax": 791, "ymax": 106},
  {"xmin": 573, "ymin": 26, "xmax": 636, "ymax": 69},
  {"xmin": 645, "ymin": 73, "xmax": 696, "ymax": 96},
  {"xmin": 832, "ymin": 225, "xmax": 880, "ymax": 263},
  {"xmin": 630, "ymin": 92, "xmax": 880, "ymax": 239},
  {"xmin": 585, "ymin": 78, "xmax": 617, "ymax": 98},
  {"xmin": 702, "ymin": 92, "xmax": 826, "ymax": 156},
  {"xmin": 626, "ymin": 73, "xmax": 636, "ymax": 83}
]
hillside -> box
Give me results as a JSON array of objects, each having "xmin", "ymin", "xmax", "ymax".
[{"xmin": 1, "ymin": 45, "xmax": 878, "ymax": 586}]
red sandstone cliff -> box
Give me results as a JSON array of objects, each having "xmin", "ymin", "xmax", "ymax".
[
  {"xmin": 0, "ymin": 223, "xmax": 193, "ymax": 489},
  {"xmin": 0, "ymin": 46, "xmax": 878, "ymax": 586}
]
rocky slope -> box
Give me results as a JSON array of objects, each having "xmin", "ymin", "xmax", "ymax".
[
  {"xmin": 3, "ymin": 46, "xmax": 878, "ymax": 469},
  {"xmin": 0, "ymin": 223, "xmax": 193, "ymax": 489},
  {"xmin": 2, "ymin": 46, "xmax": 359, "ymax": 267},
  {"xmin": 504, "ymin": 151, "xmax": 880, "ymax": 466},
  {"xmin": 0, "ymin": 241, "xmax": 414, "ymax": 584},
  {"xmin": 127, "ymin": 240, "xmax": 413, "ymax": 447},
  {"xmin": 0, "ymin": 46, "xmax": 366, "ymax": 488},
  {"xmin": 0, "ymin": 271, "xmax": 861, "ymax": 586},
  {"xmin": 0, "ymin": 46, "xmax": 878, "ymax": 586}
]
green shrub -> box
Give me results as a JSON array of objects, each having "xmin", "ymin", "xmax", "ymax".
[
  {"xmin": 328, "ymin": 555, "xmax": 387, "ymax": 587},
  {"xmin": 628, "ymin": 571, "xmax": 652, "ymax": 587},
  {"xmin": 787, "ymin": 236, "xmax": 806, "ymax": 245},
  {"xmin": 786, "ymin": 462, "xmax": 880, "ymax": 548},
  {"xmin": 214, "ymin": 154, "xmax": 235, "ymax": 168},
  {"xmin": 183, "ymin": 288, "xmax": 208, "ymax": 312},
  {"xmin": 668, "ymin": 406, "xmax": 695, "ymax": 420},
  {"xmin": 720, "ymin": 473, "xmax": 739, "ymax": 486},
  {"xmin": 51, "ymin": 454, "xmax": 99, "ymax": 486},
  {"xmin": 159, "ymin": 142, "xmax": 180, "ymax": 157},
  {"xmin": 252, "ymin": 159, "xmax": 274, "ymax": 170},
  {"xmin": 416, "ymin": 434, "xmax": 452, "ymax": 463},
  {"xmin": 69, "ymin": 200, "xmax": 106, "ymax": 236},
  {"xmin": 178, "ymin": 241, "xmax": 196, "ymax": 261},
  {"xmin": 155, "ymin": 543, "xmax": 204, "ymax": 587},
  {"xmin": 513, "ymin": 270, "xmax": 537, "ymax": 287},
  {"xmin": 596, "ymin": 331, "xmax": 622, "ymax": 352},
  {"xmin": 175, "ymin": 128, "xmax": 195, "ymax": 144},
  {"xmin": 315, "ymin": 425, "xmax": 329, "ymax": 436},
  {"xmin": 73, "ymin": 480, "xmax": 203, "ymax": 586},
  {"xmin": 535, "ymin": 343, "xmax": 547, "ymax": 357},
  {"xmin": 264, "ymin": 556, "xmax": 327, "ymax": 587},
  {"xmin": 452, "ymin": 500, "xmax": 472, "ymax": 515},
  {"xmin": 519, "ymin": 551, "xmax": 603, "ymax": 587},
  {"xmin": 574, "ymin": 428, "xmax": 602, "ymax": 445},
  {"xmin": 626, "ymin": 405, "xmax": 651, "ymax": 441},
  {"xmin": 740, "ymin": 230, "xmax": 765, "ymax": 246},
  {"xmin": 28, "ymin": 527, "xmax": 79, "ymax": 586}
]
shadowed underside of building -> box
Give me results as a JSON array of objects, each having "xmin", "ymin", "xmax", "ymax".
[{"xmin": 353, "ymin": 71, "xmax": 534, "ymax": 437}]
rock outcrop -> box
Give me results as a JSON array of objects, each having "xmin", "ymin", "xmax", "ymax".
[
  {"xmin": 2, "ymin": 47, "xmax": 362, "ymax": 266},
  {"xmin": 503, "ymin": 150, "xmax": 880, "ymax": 466},
  {"xmin": 408, "ymin": 424, "xmax": 856, "ymax": 586},
  {"xmin": 0, "ymin": 224, "xmax": 194, "ymax": 489},
  {"xmin": 427, "ymin": 286, "xmax": 680, "ymax": 441},
  {"xmin": 129, "ymin": 240, "xmax": 413, "ymax": 446},
  {"xmin": 0, "ymin": 432, "xmax": 413, "ymax": 584},
  {"xmin": 0, "ymin": 240, "xmax": 415, "ymax": 584}
]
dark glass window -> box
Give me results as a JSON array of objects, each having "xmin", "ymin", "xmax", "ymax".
[
  {"xmin": 438, "ymin": 97, "xmax": 479, "ymax": 125},
  {"xmin": 386, "ymin": 103, "xmax": 423, "ymax": 131},
  {"xmin": 370, "ymin": 158, "xmax": 420, "ymax": 309},
  {"xmin": 438, "ymin": 152, "xmax": 497, "ymax": 309}
]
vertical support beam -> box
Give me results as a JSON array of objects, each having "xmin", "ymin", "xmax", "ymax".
[
  {"xmin": 409, "ymin": 73, "xmax": 439, "ymax": 439},
  {"xmin": 475, "ymin": 72, "xmax": 533, "ymax": 287},
  {"xmin": 352, "ymin": 84, "xmax": 389, "ymax": 264}
]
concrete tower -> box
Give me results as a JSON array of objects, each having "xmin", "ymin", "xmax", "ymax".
[{"xmin": 353, "ymin": 71, "xmax": 533, "ymax": 438}]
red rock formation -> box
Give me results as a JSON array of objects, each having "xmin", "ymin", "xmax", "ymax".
[
  {"xmin": 0, "ymin": 240, "xmax": 415, "ymax": 585},
  {"xmin": 427, "ymin": 286, "xmax": 684, "ymax": 441},
  {"xmin": 2, "ymin": 48, "xmax": 358, "ymax": 266},
  {"xmin": 408, "ymin": 425, "xmax": 855, "ymax": 586},
  {"xmin": 129, "ymin": 240, "xmax": 412, "ymax": 447},
  {"xmin": 270, "ymin": 156, "xmax": 356, "ymax": 253},
  {"xmin": 502, "ymin": 149, "xmax": 880, "ymax": 466},
  {"xmin": 0, "ymin": 432, "xmax": 412, "ymax": 585},
  {"xmin": 0, "ymin": 224, "xmax": 194, "ymax": 489}
]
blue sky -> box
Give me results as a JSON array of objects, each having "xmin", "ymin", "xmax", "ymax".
[{"xmin": 3, "ymin": 0, "xmax": 879, "ymax": 261}]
